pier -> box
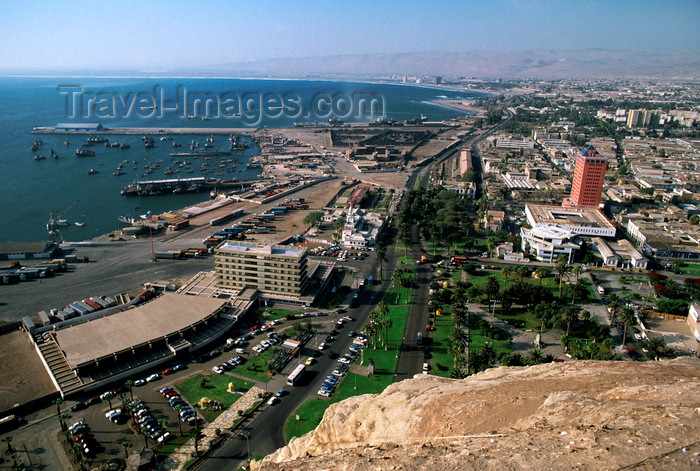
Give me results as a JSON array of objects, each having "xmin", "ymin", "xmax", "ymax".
[
  {"xmin": 31, "ymin": 126, "xmax": 256, "ymax": 136},
  {"xmin": 121, "ymin": 177, "xmax": 259, "ymax": 196}
]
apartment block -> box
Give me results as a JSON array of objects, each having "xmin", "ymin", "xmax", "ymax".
[{"xmin": 214, "ymin": 242, "xmax": 309, "ymax": 298}]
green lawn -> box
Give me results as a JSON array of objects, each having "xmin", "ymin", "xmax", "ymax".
[
  {"xmin": 677, "ymin": 263, "xmax": 700, "ymax": 276},
  {"xmin": 262, "ymin": 308, "xmax": 299, "ymax": 320},
  {"xmin": 493, "ymin": 306, "xmax": 542, "ymax": 331},
  {"xmin": 429, "ymin": 312, "xmax": 512, "ymax": 378},
  {"xmin": 399, "ymin": 256, "xmax": 415, "ymax": 266},
  {"xmin": 175, "ymin": 373, "xmax": 254, "ymax": 423},
  {"xmin": 232, "ymin": 351, "xmax": 275, "ymax": 383},
  {"xmin": 319, "ymin": 285, "xmax": 351, "ymax": 309}
]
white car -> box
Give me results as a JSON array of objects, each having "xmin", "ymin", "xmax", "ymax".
[
  {"xmin": 422, "ymin": 362, "xmax": 430, "ymax": 373},
  {"xmin": 212, "ymin": 366, "xmax": 224, "ymax": 374},
  {"xmin": 146, "ymin": 373, "xmax": 160, "ymax": 382},
  {"xmin": 317, "ymin": 389, "xmax": 331, "ymax": 397},
  {"xmin": 266, "ymin": 396, "xmax": 279, "ymax": 405}
]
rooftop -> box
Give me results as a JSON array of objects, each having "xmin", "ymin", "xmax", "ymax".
[
  {"xmin": 218, "ymin": 241, "xmax": 305, "ymax": 258},
  {"xmin": 54, "ymin": 293, "xmax": 227, "ymax": 368},
  {"xmin": 526, "ymin": 204, "xmax": 615, "ymax": 230}
]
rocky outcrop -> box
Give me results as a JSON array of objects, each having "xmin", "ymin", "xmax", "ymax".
[{"xmin": 254, "ymin": 358, "xmax": 700, "ymax": 470}]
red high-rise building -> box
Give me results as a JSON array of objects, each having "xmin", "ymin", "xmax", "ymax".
[{"xmin": 564, "ymin": 145, "xmax": 607, "ymax": 207}]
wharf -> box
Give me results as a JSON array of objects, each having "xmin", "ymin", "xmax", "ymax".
[
  {"xmin": 121, "ymin": 177, "xmax": 259, "ymax": 196},
  {"xmin": 31, "ymin": 126, "xmax": 255, "ymax": 135}
]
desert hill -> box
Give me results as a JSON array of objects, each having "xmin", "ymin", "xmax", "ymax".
[
  {"xmin": 212, "ymin": 49, "xmax": 700, "ymax": 80},
  {"xmin": 253, "ymin": 358, "xmax": 700, "ymax": 470}
]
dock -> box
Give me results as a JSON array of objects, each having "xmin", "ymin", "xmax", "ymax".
[
  {"xmin": 31, "ymin": 126, "xmax": 256, "ymax": 136},
  {"xmin": 121, "ymin": 177, "xmax": 259, "ymax": 196}
]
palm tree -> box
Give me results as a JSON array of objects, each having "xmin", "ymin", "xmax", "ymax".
[
  {"xmin": 527, "ymin": 348, "xmax": 544, "ymax": 365},
  {"xmin": 174, "ymin": 405, "xmax": 185, "ymax": 437},
  {"xmin": 391, "ymin": 270, "xmax": 404, "ymax": 301},
  {"xmin": 2, "ymin": 436, "xmax": 14, "ymax": 455},
  {"xmin": 533, "ymin": 267, "xmax": 550, "ymax": 286},
  {"xmin": 125, "ymin": 379, "xmax": 134, "ymax": 401},
  {"xmin": 120, "ymin": 439, "xmax": 131, "ymax": 458},
  {"xmin": 618, "ymin": 306, "xmax": 637, "ymax": 351},
  {"xmin": 483, "ymin": 275, "xmax": 500, "ymax": 304},
  {"xmin": 158, "ymin": 417, "xmax": 169, "ymax": 434},
  {"xmin": 560, "ymin": 307, "xmax": 579, "ymax": 336},
  {"xmin": 52, "ymin": 397, "xmax": 63, "ymax": 417},
  {"xmin": 451, "ymin": 305, "xmax": 469, "ymax": 328},
  {"xmin": 569, "ymin": 280, "xmax": 588, "ymax": 305},
  {"xmin": 78, "ymin": 458, "xmax": 92, "ymax": 471},
  {"xmin": 515, "ymin": 265, "xmax": 529, "ymax": 282},
  {"xmin": 500, "ymin": 267, "xmax": 512, "ymax": 295},
  {"xmin": 572, "ymin": 265, "xmax": 583, "ymax": 283},
  {"xmin": 375, "ymin": 242, "xmax": 387, "ymax": 281},
  {"xmin": 554, "ymin": 260, "xmax": 571, "ymax": 300},
  {"xmin": 103, "ymin": 392, "xmax": 114, "ymax": 410},
  {"xmin": 58, "ymin": 412, "xmax": 69, "ymax": 432},
  {"xmin": 140, "ymin": 427, "xmax": 150, "ymax": 448}
]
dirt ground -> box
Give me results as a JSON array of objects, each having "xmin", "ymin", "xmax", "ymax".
[{"xmin": 0, "ymin": 330, "xmax": 57, "ymax": 414}]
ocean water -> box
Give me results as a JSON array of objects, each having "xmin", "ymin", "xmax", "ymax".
[{"xmin": 0, "ymin": 77, "xmax": 485, "ymax": 243}]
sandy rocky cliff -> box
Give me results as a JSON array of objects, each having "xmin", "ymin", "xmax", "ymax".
[{"xmin": 252, "ymin": 358, "xmax": 700, "ymax": 471}]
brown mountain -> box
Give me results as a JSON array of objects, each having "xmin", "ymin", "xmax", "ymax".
[
  {"xmin": 252, "ymin": 358, "xmax": 700, "ymax": 471},
  {"xmin": 209, "ymin": 49, "xmax": 700, "ymax": 80}
]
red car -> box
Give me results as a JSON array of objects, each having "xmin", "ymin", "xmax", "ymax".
[{"xmin": 161, "ymin": 368, "xmax": 175, "ymax": 375}]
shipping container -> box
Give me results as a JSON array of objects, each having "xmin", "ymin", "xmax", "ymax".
[
  {"xmin": 38, "ymin": 310, "xmax": 51, "ymax": 326},
  {"xmin": 82, "ymin": 299, "xmax": 103, "ymax": 311},
  {"xmin": 22, "ymin": 316, "xmax": 36, "ymax": 331},
  {"xmin": 68, "ymin": 303, "xmax": 88, "ymax": 315},
  {"xmin": 91, "ymin": 297, "xmax": 110, "ymax": 309},
  {"xmin": 155, "ymin": 251, "xmax": 181, "ymax": 260},
  {"xmin": 75, "ymin": 301, "xmax": 95, "ymax": 314}
]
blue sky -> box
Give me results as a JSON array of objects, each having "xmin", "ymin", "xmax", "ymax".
[{"xmin": 0, "ymin": 0, "xmax": 698, "ymax": 70}]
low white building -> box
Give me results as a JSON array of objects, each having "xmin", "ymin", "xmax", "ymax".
[
  {"xmin": 521, "ymin": 225, "xmax": 580, "ymax": 263},
  {"xmin": 340, "ymin": 207, "xmax": 385, "ymax": 249}
]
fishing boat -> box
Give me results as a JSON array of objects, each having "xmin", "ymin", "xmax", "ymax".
[
  {"xmin": 64, "ymin": 139, "xmax": 70, "ymax": 146},
  {"xmin": 118, "ymin": 215, "xmax": 138, "ymax": 225},
  {"xmin": 57, "ymin": 219, "xmax": 69, "ymax": 226},
  {"xmin": 87, "ymin": 169, "xmax": 99, "ymax": 175},
  {"xmin": 76, "ymin": 147, "xmax": 96, "ymax": 157},
  {"xmin": 34, "ymin": 155, "xmax": 46, "ymax": 161}
]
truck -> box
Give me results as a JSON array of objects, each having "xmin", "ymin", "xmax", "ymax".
[
  {"xmin": 168, "ymin": 218, "xmax": 190, "ymax": 231},
  {"xmin": 420, "ymin": 255, "xmax": 428, "ymax": 264},
  {"xmin": 450, "ymin": 256, "xmax": 468, "ymax": 265},
  {"xmin": 224, "ymin": 338, "xmax": 236, "ymax": 351},
  {"xmin": 597, "ymin": 286, "xmax": 605, "ymax": 296},
  {"xmin": 155, "ymin": 251, "xmax": 181, "ymax": 260}
]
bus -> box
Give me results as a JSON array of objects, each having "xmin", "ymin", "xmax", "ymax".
[
  {"xmin": 286, "ymin": 364, "xmax": 306, "ymax": 386},
  {"xmin": 0, "ymin": 415, "xmax": 17, "ymax": 433}
]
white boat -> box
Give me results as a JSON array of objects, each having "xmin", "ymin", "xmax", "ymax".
[
  {"xmin": 74, "ymin": 222, "xmax": 85, "ymax": 227},
  {"xmin": 57, "ymin": 219, "xmax": 69, "ymax": 226},
  {"xmin": 118, "ymin": 215, "xmax": 138, "ymax": 225}
]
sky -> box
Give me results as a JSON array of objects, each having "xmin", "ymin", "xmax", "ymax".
[{"xmin": 0, "ymin": 0, "xmax": 698, "ymax": 71}]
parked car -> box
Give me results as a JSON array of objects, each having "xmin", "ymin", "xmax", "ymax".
[{"xmin": 146, "ymin": 373, "xmax": 160, "ymax": 382}]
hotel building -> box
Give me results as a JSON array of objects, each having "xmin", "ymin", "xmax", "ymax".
[
  {"xmin": 214, "ymin": 242, "xmax": 309, "ymax": 298},
  {"xmin": 564, "ymin": 145, "xmax": 607, "ymax": 207}
]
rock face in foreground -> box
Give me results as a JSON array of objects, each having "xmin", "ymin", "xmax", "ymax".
[{"xmin": 254, "ymin": 358, "xmax": 700, "ymax": 470}]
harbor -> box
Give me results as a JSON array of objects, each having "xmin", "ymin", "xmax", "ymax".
[
  {"xmin": 120, "ymin": 176, "xmax": 259, "ymax": 196},
  {"xmin": 31, "ymin": 125, "xmax": 256, "ymax": 135}
]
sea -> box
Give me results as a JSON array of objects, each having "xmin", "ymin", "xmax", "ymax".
[{"xmin": 0, "ymin": 76, "xmax": 486, "ymax": 243}]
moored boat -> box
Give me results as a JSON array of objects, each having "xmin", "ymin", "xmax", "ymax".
[{"xmin": 76, "ymin": 147, "xmax": 96, "ymax": 157}]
